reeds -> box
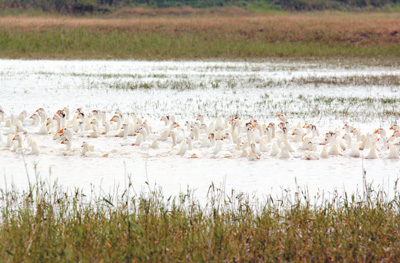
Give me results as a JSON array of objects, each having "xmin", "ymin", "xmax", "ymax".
[{"xmin": 1, "ymin": 168, "xmax": 400, "ymax": 262}]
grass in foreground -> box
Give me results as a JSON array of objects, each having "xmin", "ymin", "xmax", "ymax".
[
  {"xmin": 1, "ymin": 174, "xmax": 400, "ymax": 262},
  {"xmin": 0, "ymin": 13, "xmax": 399, "ymax": 61}
]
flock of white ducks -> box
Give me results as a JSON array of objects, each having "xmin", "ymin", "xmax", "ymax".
[{"xmin": 1, "ymin": 106, "xmax": 400, "ymax": 161}]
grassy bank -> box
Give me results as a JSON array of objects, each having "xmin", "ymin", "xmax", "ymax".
[
  {"xmin": 0, "ymin": 13, "xmax": 399, "ymax": 60},
  {"xmin": 1, "ymin": 176, "xmax": 400, "ymax": 262}
]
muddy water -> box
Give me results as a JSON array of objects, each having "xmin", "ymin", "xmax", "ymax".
[{"xmin": 0, "ymin": 60, "xmax": 399, "ymax": 202}]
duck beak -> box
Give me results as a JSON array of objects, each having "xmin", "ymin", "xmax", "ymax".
[
  {"xmin": 110, "ymin": 117, "xmax": 114, "ymax": 121},
  {"xmin": 390, "ymin": 126, "xmax": 394, "ymax": 130},
  {"xmin": 292, "ymin": 132, "xmax": 295, "ymax": 135},
  {"xmin": 131, "ymin": 143, "xmax": 135, "ymax": 146},
  {"xmin": 12, "ymin": 137, "xmax": 15, "ymax": 140},
  {"xmin": 61, "ymin": 141, "xmax": 65, "ymax": 144},
  {"xmin": 29, "ymin": 116, "xmax": 33, "ymax": 119},
  {"xmin": 252, "ymin": 124, "xmax": 256, "ymax": 128},
  {"xmin": 57, "ymin": 129, "xmax": 63, "ymax": 134},
  {"xmin": 160, "ymin": 118, "xmax": 163, "ymax": 121},
  {"xmin": 342, "ymin": 136, "xmax": 345, "ymax": 139},
  {"xmin": 374, "ymin": 129, "xmax": 379, "ymax": 134},
  {"xmin": 277, "ymin": 114, "xmax": 281, "ymax": 117}
]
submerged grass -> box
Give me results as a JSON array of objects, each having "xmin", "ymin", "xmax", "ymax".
[
  {"xmin": 1, "ymin": 170, "xmax": 400, "ymax": 262},
  {"xmin": 0, "ymin": 13, "xmax": 399, "ymax": 60},
  {"xmin": 292, "ymin": 74, "xmax": 400, "ymax": 86}
]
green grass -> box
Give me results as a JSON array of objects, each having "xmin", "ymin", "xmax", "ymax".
[
  {"xmin": 1, "ymin": 172, "xmax": 400, "ymax": 262},
  {"xmin": 1, "ymin": 28, "xmax": 400, "ymax": 60}
]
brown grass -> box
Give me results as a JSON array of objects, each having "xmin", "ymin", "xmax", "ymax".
[
  {"xmin": 0, "ymin": 13, "xmax": 399, "ymax": 60},
  {"xmin": 0, "ymin": 13, "xmax": 399, "ymax": 45},
  {"xmin": 109, "ymin": 6, "xmax": 252, "ymax": 17}
]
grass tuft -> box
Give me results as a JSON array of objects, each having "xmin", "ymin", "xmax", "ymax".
[{"xmin": 1, "ymin": 170, "xmax": 400, "ymax": 262}]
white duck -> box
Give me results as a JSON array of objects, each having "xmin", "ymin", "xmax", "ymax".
[
  {"xmin": 365, "ymin": 145, "xmax": 379, "ymax": 159},
  {"xmin": 349, "ymin": 144, "xmax": 361, "ymax": 158},
  {"xmin": 248, "ymin": 143, "xmax": 260, "ymax": 161},
  {"xmin": 278, "ymin": 146, "xmax": 291, "ymax": 159},
  {"xmin": 177, "ymin": 138, "xmax": 189, "ymax": 155},
  {"xmin": 81, "ymin": 141, "xmax": 107, "ymax": 157},
  {"xmin": 320, "ymin": 147, "xmax": 329, "ymax": 159},
  {"xmin": 302, "ymin": 151, "xmax": 319, "ymax": 160},
  {"xmin": 270, "ymin": 142, "xmax": 280, "ymax": 157},
  {"xmin": 183, "ymin": 137, "xmax": 202, "ymax": 158},
  {"xmin": 61, "ymin": 139, "xmax": 80, "ymax": 155},
  {"xmin": 387, "ymin": 143, "xmax": 400, "ymax": 159}
]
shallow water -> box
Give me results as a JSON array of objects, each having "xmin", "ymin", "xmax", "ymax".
[{"xmin": 0, "ymin": 59, "xmax": 399, "ymax": 201}]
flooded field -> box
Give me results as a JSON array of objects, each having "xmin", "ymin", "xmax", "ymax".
[{"xmin": 0, "ymin": 59, "xmax": 400, "ymax": 201}]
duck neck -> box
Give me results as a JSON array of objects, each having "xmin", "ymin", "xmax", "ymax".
[
  {"xmin": 33, "ymin": 117, "xmax": 40, "ymax": 126},
  {"xmin": 247, "ymin": 130, "xmax": 254, "ymax": 144},
  {"xmin": 144, "ymin": 122, "xmax": 150, "ymax": 134},
  {"xmin": 123, "ymin": 128, "xmax": 128, "ymax": 140},
  {"xmin": 17, "ymin": 138, "xmax": 23, "ymax": 148},
  {"xmin": 187, "ymin": 137, "xmax": 193, "ymax": 150},
  {"xmin": 345, "ymin": 136, "xmax": 352, "ymax": 148},
  {"xmin": 40, "ymin": 112, "xmax": 47, "ymax": 124},
  {"xmin": 116, "ymin": 118, "xmax": 121, "ymax": 130},
  {"xmin": 82, "ymin": 144, "xmax": 88, "ymax": 155},
  {"xmin": 60, "ymin": 117, "xmax": 65, "ymax": 129},
  {"xmin": 265, "ymin": 129, "xmax": 272, "ymax": 143},
  {"xmin": 64, "ymin": 142, "xmax": 70, "ymax": 151},
  {"xmin": 312, "ymin": 127, "xmax": 319, "ymax": 138},
  {"xmin": 171, "ymin": 132, "xmax": 177, "ymax": 147},
  {"xmin": 282, "ymin": 131, "xmax": 288, "ymax": 142},
  {"xmin": 257, "ymin": 125, "xmax": 263, "ymax": 137},
  {"xmin": 64, "ymin": 108, "xmax": 70, "ymax": 120},
  {"xmin": 211, "ymin": 137, "xmax": 216, "ymax": 147},
  {"xmin": 136, "ymin": 135, "xmax": 143, "ymax": 146},
  {"xmin": 271, "ymin": 125, "xmax": 275, "ymax": 139},
  {"xmin": 194, "ymin": 127, "xmax": 199, "ymax": 141},
  {"xmin": 140, "ymin": 129, "xmax": 147, "ymax": 141},
  {"xmin": 251, "ymin": 145, "xmax": 256, "ymax": 154}
]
